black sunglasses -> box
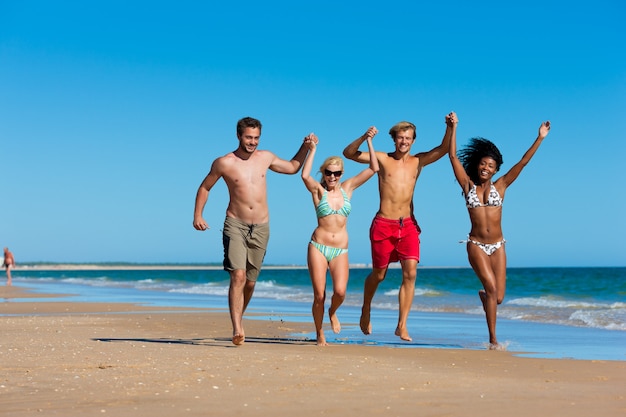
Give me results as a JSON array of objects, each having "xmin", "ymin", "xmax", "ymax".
[{"xmin": 324, "ymin": 169, "xmax": 343, "ymax": 177}]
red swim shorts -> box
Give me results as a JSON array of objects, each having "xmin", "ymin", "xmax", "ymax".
[{"xmin": 369, "ymin": 215, "xmax": 421, "ymax": 269}]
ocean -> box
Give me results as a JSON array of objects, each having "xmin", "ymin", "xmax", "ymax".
[{"xmin": 5, "ymin": 266, "xmax": 625, "ymax": 361}]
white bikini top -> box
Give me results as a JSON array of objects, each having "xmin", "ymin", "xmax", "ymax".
[{"xmin": 465, "ymin": 184, "xmax": 503, "ymax": 208}]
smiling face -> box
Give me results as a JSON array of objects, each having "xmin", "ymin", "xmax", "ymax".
[
  {"xmin": 477, "ymin": 156, "xmax": 498, "ymax": 182},
  {"xmin": 237, "ymin": 127, "xmax": 261, "ymax": 154},
  {"xmin": 393, "ymin": 128, "xmax": 415, "ymax": 153},
  {"xmin": 323, "ymin": 163, "xmax": 343, "ymax": 188}
]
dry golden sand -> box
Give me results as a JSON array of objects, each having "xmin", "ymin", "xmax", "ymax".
[{"xmin": 1, "ymin": 286, "xmax": 624, "ymax": 417}]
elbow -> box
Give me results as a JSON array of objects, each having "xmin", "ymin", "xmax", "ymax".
[{"xmin": 287, "ymin": 162, "xmax": 303, "ymax": 175}]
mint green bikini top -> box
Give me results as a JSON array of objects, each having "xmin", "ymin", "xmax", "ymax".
[{"xmin": 315, "ymin": 188, "xmax": 351, "ymax": 218}]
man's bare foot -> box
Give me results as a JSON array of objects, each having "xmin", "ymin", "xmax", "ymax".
[
  {"xmin": 329, "ymin": 309, "xmax": 341, "ymax": 334},
  {"xmin": 359, "ymin": 308, "xmax": 372, "ymax": 335},
  {"xmin": 316, "ymin": 329, "xmax": 329, "ymax": 346},
  {"xmin": 395, "ymin": 326, "xmax": 412, "ymax": 341},
  {"xmin": 479, "ymin": 290, "xmax": 487, "ymax": 312},
  {"xmin": 488, "ymin": 342, "xmax": 505, "ymax": 351},
  {"xmin": 232, "ymin": 333, "xmax": 245, "ymax": 346}
]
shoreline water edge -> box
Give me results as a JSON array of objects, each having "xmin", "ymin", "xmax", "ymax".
[{"xmin": 2, "ymin": 264, "xmax": 625, "ymax": 362}]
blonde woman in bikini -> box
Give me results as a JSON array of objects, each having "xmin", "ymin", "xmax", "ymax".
[
  {"xmin": 449, "ymin": 117, "xmax": 551, "ymax": 349},
  {"xmin": 301, "ymin": 129, "xmax": 379, "ymax": 345}
]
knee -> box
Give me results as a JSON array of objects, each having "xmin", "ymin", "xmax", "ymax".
[
  {"xmin": 402, "ymin": 271, "xmax": 417, "ymax": 282},
  {"xmin": 370, "ymin": 269, "xmax": 387, "ymax": 283},
  {"xmin": 401, "ymin": 271, "xmax": 417, "ymax": 285},
  {"xmin": 333, "ymin": 290, "xmax": 346, "ymax": 300},
  {"xmin": 313, "ymin": 293, "xmax": 326, "ymax": 305},
  {"xmin": 483, "ymin": 284, "xmax": 497, "ymax": 296},
  {"xmin": 230, "ymin": 271, "xmax": 247, "ymax": 286}
]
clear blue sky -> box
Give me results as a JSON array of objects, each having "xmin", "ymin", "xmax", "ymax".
[{"xmin": 1, "ymin": 1, "xmax": 624, "ymax": 267}]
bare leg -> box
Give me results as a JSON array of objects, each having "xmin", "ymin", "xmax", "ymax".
[
  {"xmin": 5, "ymin": 267, "xmax": 12, "ymax": 286},
  {"xmin": 307, "ymin": 244, "xmax": 329, "ymax": 346},
  {"xmin": 493, "ymin": 246, "xmax": 507, "ymax": 306},
  {"xmin": 313, "ymin": 301, "xmax": 327, "ymax": 346},
  {"xmin": 468, "ymin": 243, "xmax": 504, "ymax": 348},
  {"xmin": 329, "ymin": 290, "xmax": 343, "ymax": 334},
  {"xmin": 490, "ymin": 247, "xmax": 507, "ymax": 350},
  {"xmin": 360, "ymin": 267, "xmax": 387, "ymax": 335},
  {"xmin": 328, "ymin": 254, "xmax": 349, "ymax": 334},
  {"xmin": 479, "ymin": 290, "xmax": 487, "ymax": 312},
  {"xmin": 228, "ymin": 269, "xmax": 253, "ymax": 346},
  {"xmin": 395, "ymin": 259, "xmax": 417, "ymax": 341},
  {"xmin": 242, "ymin": 279, "xmax": 255, "ymax": 312}
]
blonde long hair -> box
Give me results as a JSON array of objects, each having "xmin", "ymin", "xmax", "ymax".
[{"xmin": 319, "ymin": 156, "xmax": 344, "ymax": 188}]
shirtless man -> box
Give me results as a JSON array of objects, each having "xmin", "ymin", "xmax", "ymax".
[
  {"xmin": 343, "ymin": 113, "xmax": 457, "ymax": 341},
  {"xmin": 3, "ymin": 247, "xmax": 15, "ymax": 286},
  {"xmin": 193, "ymin": 117, "xmax": 315, "ymax": 345}
]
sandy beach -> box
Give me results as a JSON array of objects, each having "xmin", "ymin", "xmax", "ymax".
[{"xmin": 1, "ymin": 286, "xmax": 624, "ymax": 417}]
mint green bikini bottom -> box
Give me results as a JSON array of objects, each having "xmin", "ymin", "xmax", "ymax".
[{"xmin": 309, "ymin": 241, "xmax": 348, "ymax": 263}]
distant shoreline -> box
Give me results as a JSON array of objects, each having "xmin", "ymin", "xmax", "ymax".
[
  {"xmin": 13, "ymin": 263, "xmax": 305, "ymax": 271},
  {"xmin": 11, "ymin": 264, "xmax": 621, "ymax": 271},
  {"xmin": 13, "ymin": 263, "xmax": 471, "ymax": 271}
]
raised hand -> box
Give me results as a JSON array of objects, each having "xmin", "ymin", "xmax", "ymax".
[
  {"xmin": 539, "ymin": 121, "xmax": 551, "ymax": 139},
  {"xmin": 365, "ymin": 126, "xmax": 378, "ymax": 139},
  {"xmin": 446, "ymin": 111, "xmax": 458, "ymax": 126},
  {"xmin": 304, "ymin": 133, "xmax": 318, "ymax": 149}
]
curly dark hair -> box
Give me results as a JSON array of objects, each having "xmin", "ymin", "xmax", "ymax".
[{"xmin": 457, "ymin": 137, "xmax": 503, "ymax": 183}]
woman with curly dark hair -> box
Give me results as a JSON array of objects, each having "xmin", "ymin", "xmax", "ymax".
[{"xmin": 449, "ymin": 118, "xmax": 551, "ymax": 349}]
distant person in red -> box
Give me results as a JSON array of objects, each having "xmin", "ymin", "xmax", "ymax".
[
  {"xmin": 3, "ymin": 247, "xmax": 15, "ymax": 286},
  {"xmin": 449, "ymin": 119, "xmax": 551, "ymax": 349}
]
